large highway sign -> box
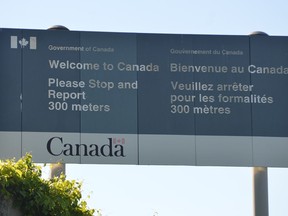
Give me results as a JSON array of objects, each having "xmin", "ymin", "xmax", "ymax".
[{"xmin": 1, "ymin": 28, "xmax": 288, "ymax": 166}]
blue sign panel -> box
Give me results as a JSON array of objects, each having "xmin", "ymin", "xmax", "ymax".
[
  {"xmin": 0, "ymin": 29, "xmax": 22, "ymax": 131},
  {"xmin": 0, "ymin": 28, "xmax": 288, "ymax": 167}
]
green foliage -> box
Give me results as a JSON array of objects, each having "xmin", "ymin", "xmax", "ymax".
[{"xmin": 0, "ymin": 154, "xmax": 95, "ymax": 216}]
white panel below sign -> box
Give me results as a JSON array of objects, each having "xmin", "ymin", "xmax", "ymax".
[
  {"xmin": 80, "ymin": 133, "xmax": 138, "ymax": 164},
  {"xmin": 196, "ymin": 136, "xmax": 253, "ymax": 167},
  {"xmin": 0, "ymin": 132, "xmax": 21, "ymax": 160},
  {"xmin": 21, "ymin": 132, "xmax": 138, "ymax": 164},
  {"xmin": 139, "ymin": 135, "xmax": 196, "ymax": 165},
  {"xmin": 253, "ymin": 137, "xmax": 288, "ymax": 167},
  {"xmin": 22, "ymin": 132, "xmax": 81, "ymax": 163}
]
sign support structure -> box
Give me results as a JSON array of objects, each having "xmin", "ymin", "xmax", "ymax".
[
  {"xmin": 47, "ymin": 25, "xmax": 70, "ymax": 178},
  {"xmin": 253, "ymin": 167, "xmax": 269, "ymax": 216},
  {"xmin": 250, "ymin": 31, "xmax": 269, "ymax": 216}
]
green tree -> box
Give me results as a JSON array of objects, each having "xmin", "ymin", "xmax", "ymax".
[{"xmin": 0, "ymin": 154, "xmax": 95, "ymax": 216}]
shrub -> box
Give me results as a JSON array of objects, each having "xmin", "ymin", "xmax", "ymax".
[{"xmin": 0, "ymin": 154, "xmax": 95, "ymax": 216}]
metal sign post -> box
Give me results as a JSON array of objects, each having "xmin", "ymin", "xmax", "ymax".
[
  {"xmin": 253, "ymin": 167, "xmax": 269, "ymax": 216},
  {"xmin": 48, "ymin": 25, "xmax": 69, "ymax": 178},
  {"xmin": 250, "ymin": 31, "xmax": 269, "ymax": 216}
]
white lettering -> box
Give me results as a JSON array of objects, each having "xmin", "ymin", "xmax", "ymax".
[{"xmin": 49, "ymin": 60, "xmax": 100, "ymax": 71}]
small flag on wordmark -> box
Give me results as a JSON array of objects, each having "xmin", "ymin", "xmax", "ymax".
[{"xmin": 113, "ymin": 138, "xmax": 125, "ymax": 144}]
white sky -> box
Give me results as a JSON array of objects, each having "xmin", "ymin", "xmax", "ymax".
[{"xmin": 2, "ymin": 0, "xmax": 288, "ymax": 215}]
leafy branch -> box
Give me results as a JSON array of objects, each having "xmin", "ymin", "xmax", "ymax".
[{"xmin": 0, "ymin": 154, "xmax": 95, "ymax": 216}]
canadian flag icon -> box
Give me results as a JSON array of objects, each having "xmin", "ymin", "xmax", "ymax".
[
  {"xmin": 112, "ymin": 138, "xmax": 125, "ymax": 144},
  {"xmin": 10, "ymin": 36, "xmax": 37, "ymax": 49}
]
